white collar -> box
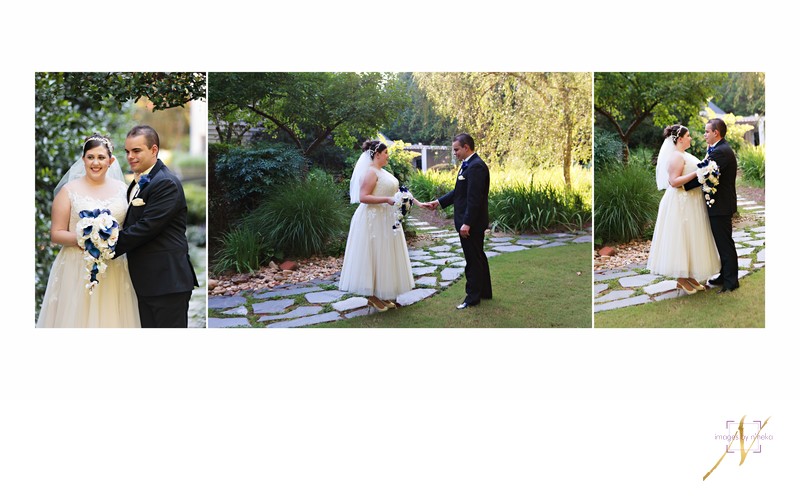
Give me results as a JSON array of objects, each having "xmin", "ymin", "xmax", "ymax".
[
  {"xmin": 707, "ymin": 139, "xmax": 721, "ymax": 148},
  {"xmin": 463, "ymin": 152, "xmax": 476, "ymax": 164}
]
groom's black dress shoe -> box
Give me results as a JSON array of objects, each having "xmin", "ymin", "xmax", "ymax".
[
  {"xmin": 708, "ymin": 276, "xmax": 723, "ymax": 286},
  {"xmin": 717, "ymin": 287, "xmax": 736, "ymax": 294}
]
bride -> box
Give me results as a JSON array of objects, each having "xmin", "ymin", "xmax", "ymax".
[
  {"xmin": 36, "ymin": 134, "xmax": 140, "ymax": 328},
  {"xmin": 338, "ymin": 140, "xmax": 421, "ymax": 312},
  {"xmin": 647, "ymin": 125, "xmax": 720, "ymax": 295}
]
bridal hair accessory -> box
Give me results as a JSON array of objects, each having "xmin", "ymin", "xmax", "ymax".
[
  {"xmin": 670, "ymin": 125, "xmax": 687, "ymax": 144},
  {"xmin": 369, "ymin": 142, "xmax": 383, "ymax": 159},
  {"xmin": 84, "ymin": 134, "xmax": 114, "ymax": 154}
]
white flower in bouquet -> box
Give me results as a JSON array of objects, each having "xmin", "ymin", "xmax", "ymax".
[
  {"xmin": 392, "ymin": 186, "xmax": 414, "ymax": 231},
  {"xmin": 76, "ymin": 208, "xmax": 120, "ymax": 294}
]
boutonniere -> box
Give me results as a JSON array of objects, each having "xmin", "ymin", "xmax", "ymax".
[
  {"xmin": 131, "ymin": 198, "xmax": 146, "ymax": 207},
  {"xmin": 138, "ymin": 173, "xmax": 151, "ymax": 189},
  {"xmin": 458, "ymin": 175, "xmax": 466, "ymax": 180}
]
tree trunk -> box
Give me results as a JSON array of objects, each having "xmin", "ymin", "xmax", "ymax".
[{"xmin": 563, "ymin": 122, "xmax": 573, "ymax": 190}]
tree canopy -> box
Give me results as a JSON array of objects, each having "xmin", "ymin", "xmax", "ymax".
[
  {"xmin": 209, "ymin": 72, "xmax": 410, "ymax": 155},
  {"xmin": 594, "ymin": 72, "xmax": 726, "ymax": 162},
  {"xmin": 715, "ymin": 72, "xmax": 765, "ymax": 116},
  {"xmin": 414, "ymin": 72, "xmax": 592, "ymax": 187}
]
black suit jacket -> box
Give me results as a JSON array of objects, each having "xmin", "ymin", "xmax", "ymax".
[
  {"xmin": 437, "ymin": 154, "xmax": 490, "ymax": 230},
  {"xmin": 115, "ymin": 159, "xmax": 199, "ymax": 297},
  {"xmin": 684, "ymin": 139, "xmax": 738, "ymax": 217}
]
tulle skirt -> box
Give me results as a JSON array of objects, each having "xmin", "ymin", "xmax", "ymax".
[
  {"xmin": 647, "ymin": 187, "xmax": 721, "ymax": 280},
  {"xmin": 36, "ymin": 246, "xmax": 141, "ymax": 328},
  {"xmin": 338, "ymin": 203, "xmax": 414, "ymax": 301}
]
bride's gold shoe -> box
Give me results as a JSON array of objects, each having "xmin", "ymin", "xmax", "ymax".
[
  {"xmin": 686, "ymin": 278, "xmax": 706, "ymax": 291},
  {"xmin": 676, "ymin": 278, "xmax": 697, "ymax": 295},
  {"xmin": 383, "ymin": 300, "xmax": 397, "ymax": 309},
  {"xmin": 367, "ymin": 296, "xmax": 388, "ymax": 312}
]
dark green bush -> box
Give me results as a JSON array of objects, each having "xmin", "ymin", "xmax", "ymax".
[
  {"xmin": 593, "ymin": 127, "xmax": 624, "ymax": 170},
  {"xmin": 594, "ymin": 161, "xmax": 661, "ymax": 244},
  {"xmin": 243, "ymin": 171, "xmax": 351, "ymax": 257},
  {"xmin": 215, "ymin": 142, "xmax": 307, "ymax": 208}
]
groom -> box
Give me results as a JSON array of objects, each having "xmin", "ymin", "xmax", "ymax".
[
  {"xmin": 424, "ymin": 133, "xmax": 492, "ymax": 309},
  {"xmin": 684, "ymin": 118, "xmax": 739, "ymax": 293},
  {"xmin": 114, "ymin": 125, "xmax": 199, "ymax": 327}
]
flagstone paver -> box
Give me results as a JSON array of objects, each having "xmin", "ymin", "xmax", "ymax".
[
  {"xmin": 539, "ymin": 242, "xmax": 568, "ymax": 248},
  {"xmin": 595, "ymin": 290, "xmax": 636, "ymax": 303},
  {"xmin": 304, "ymin": 291, "xmax": 347, "ymax": 304},
  {"xmin": 396, "ymin": 288, "xmax": 437, "ymax": 306},
  {"xmin": 440, "ymin": 267, "xmax": 465, "ymax": 281},
  {"xmin": 252, "ymin": 299, "xmax": 295, "ymax": 314},
  {"xmin": 253, "ymin": 286, "xmax": 323, "ymax": 299},
  {"xmin": 493, "ymin": 245, "xmax": 528, "ymax": 253},
  {"xmin": 594, "ymin": 283, "xmax": 609, "ymax": 296},
  {"xmin": 332, "ymin": 297, "xmax": 369, "ymax": 312},
  {"xmin": 208, "ymin": 317, "xmax": 250, "ymax": 328},
  {"xmin": 208, "ymin": 295, "xmax": 247, "ymax": 310},
  {"xmin": 411, "ymin": 266, "xmax": 438, "ymax": 276},
  {"xmin": 594, "ymin": 270, "xmax": 637, "ymax": 282},
  {"xmin": 594, "ymin": 295, "xmax": 652, "ymax": 312},
  {"xmin": 415, "ymin": 277, "xmax": 438, "ymax": 287},
  {"xmin": 223, "ymin": 306, "xmax": 249, "ymax": 316},
  {"xmin": 643, "ymin": 280, "xmax": 677, "ymax": 295},
  {"xmin": 517, "ymin": 239, "xmax": 547, "ymax": 246},
  {"xmin": 266, "ymin": 312, "xmax": 342, "ymax": 328},
  {"xmin": 258, "ymin": 306, "xmax": 323, "ymax": 322},
  {"xmin": 619, "ymin": 274, "xmax": 660, "ymax": 287}
]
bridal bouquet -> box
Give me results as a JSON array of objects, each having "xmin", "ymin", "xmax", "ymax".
[
  {"xmin": 392, "ymin": 186, "xmax": 414, "ymax": 231},
  {"xmin": 75, "ymin": 208, "xmax": 120, "ymax": 294},
  {"xmin": 696, "ymin": 160, "xmax": 721, "ymax": 207}
]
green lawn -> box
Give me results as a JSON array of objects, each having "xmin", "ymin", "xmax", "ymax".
[
  {"xmin": 594, "ymin": 269, "xmax": 765, "ymax": 328},
  {"xmin": 314, "ymin": 243, "xmax": 593, "ymax": 328}
]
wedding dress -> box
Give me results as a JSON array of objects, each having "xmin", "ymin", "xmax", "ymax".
[
  {"xmin": 36, "ymin": 180, "xmax": 140, "ymax": 328},
  {"xmin": 647, "ymin": 151, "xmax": 721, "ymax": 280},
  {"xmin": 338, "ymin": 166, "xmax": 414, "ymax": 301}
]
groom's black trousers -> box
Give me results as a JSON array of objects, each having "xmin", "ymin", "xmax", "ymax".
[
  {"xmin": 137, "ymin": 291, "xmax": 192, "ymax": 328},
  {"xmin": 709, "ymin": 215, "xmax": 739, "ymax": 289},
  {"xmin": 460, "ymin": 228, "xmax": 492, "ymax": 305}
]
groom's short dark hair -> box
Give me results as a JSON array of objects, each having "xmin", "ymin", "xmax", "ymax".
[
  {"xmin": 707, "ymin": 118, "xmax": 727, "ymax": 138},
  {"xmin": 128, "ymin": 125, "xmax": 160, "ymax": 150},
  {"xmin": 454, "ymin": 133, "xmax": 475, "ymax": 151}
]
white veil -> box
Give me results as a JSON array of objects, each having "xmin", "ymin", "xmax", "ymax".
[
  {"xmin": 349, "ymin": 151, "xmax": 374, "ymax": 204},
  {"xmin": 53, "ymin": 155, "xmax": 126, "ymax": 197},
  {"xmin": 655, "ymin": 137, "xmax": 676, "ymax": 190}
]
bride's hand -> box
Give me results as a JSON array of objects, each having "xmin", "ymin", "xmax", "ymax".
[{"xmin": 386, "ymin": 197, "xmax": 396, "ymax": 206}]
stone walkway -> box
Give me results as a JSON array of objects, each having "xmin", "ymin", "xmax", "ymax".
[
  {"xmin": 593, "ymin": 195, "xmax": 765, "ymax": 313},
  {"xmin": 208, "ymin": 217, "xmax": 592, "ymax": 328}
]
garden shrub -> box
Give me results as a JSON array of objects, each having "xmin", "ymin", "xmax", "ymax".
[
  {"xmin": 243, "ymin": 170, "xmax": 351, "ymax": 257},
  {"xmin": 738, "ymin": 143, "xmax": 765, "ymax": 183},
  {"xmin": 594, "ymin": 161, "xmax": 661, "ymax": 244}
]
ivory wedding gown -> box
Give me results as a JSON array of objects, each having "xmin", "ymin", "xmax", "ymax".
[
  {"xmin": 37, "ymin": 181, "xmax": 140, "ymax": 328},
  {"xmin": 338, "ymin": 166, "xmax": 414, "ymax": 301},
  {"xmin": 647, "ymin": 152, "xmax": 721, "ymax": 280}
]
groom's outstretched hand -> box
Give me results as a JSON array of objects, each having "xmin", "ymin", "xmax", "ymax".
[{"xmin": 422, "ymin": 200, "xmax": 439, "ymax": 211}]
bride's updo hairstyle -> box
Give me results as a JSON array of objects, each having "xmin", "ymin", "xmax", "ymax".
[
  {"xmin": 362, "ymin": 140, "xmax": 387, "ymax": 160},
  {"xmin": 663, "ymin": 125, "xmax": 688, "ymax": 144},
  {"xmin": 83, "ymin": 134, "xmax": 114, "ymax": 156}
]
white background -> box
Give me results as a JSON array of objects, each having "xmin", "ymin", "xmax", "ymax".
[{"xmin": 2, "ymin": 2, "xmax": 797, "ymax": 496}]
